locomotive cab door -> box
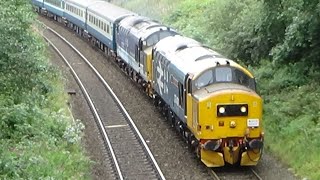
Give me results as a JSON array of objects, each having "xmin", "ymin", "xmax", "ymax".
[
  {"xmin": 185, "ymin": 74, "xmax": 192, "ymax": 119},
  {"xmin": 186, "ymin": 74, "xmax": 197, "ymax": 134},
  {"xmin": 135, "ymin": 44, "xmax": 140, "ymax": 66},
  {"xmin": 183, "ymin": 75, "xmax": 189, "ymax": 115}
]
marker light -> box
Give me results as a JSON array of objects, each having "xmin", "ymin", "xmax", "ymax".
[
  {"xmin": 240, "ymin": 106, "xmax": 247, "ymax": 113},
  {"xmin": 219, "ymin": 107, "xmax": 225, "ymax": 114}
]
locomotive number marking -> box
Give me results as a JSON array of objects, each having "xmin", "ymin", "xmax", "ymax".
[
  {"xmin": 157, "ymin": 60, "xmax": 168, "ymax": 95},
  {"xmin": 247, "ymin": 119, "xmax": 259, "ymax": 127},
  {"xmin": 157, "ymin": 62, "xmax": 164, "ymax": 95}
]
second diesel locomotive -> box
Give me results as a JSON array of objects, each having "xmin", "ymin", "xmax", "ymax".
[{"xmin": 32, "ymin": 0, "xmax": 264, "ymax": 167}]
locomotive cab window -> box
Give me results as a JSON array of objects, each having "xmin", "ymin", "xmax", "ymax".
[
  {"xmin": 216, "ymin": 67, "xmax": 232, "ymax": 82},
  {"xmin": 193, "ymin": 66, "xmax": 256, "ymax": 91},
  {"xmin": 144, "ymin": 31, "xmax": 175, "ymax": 49}
]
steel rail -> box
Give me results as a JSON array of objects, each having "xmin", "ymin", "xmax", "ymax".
[
  {"xmin": 43, "ymin": 36, "xmax": 124, "ymax": 180},
  {"xmin": 43, "ymin": 25, "xmax": 166, "ymax": 180},
  {"xmin": 209, "ymin": 167, "xmax": 263, "ymax": 180}
]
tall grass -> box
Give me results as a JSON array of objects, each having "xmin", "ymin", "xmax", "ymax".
[{"xmin": 112, "ymin": 0, "xmax": 181, "ymax": 20}]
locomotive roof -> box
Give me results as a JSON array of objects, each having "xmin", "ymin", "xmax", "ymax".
[
  {"xmin": 65, "ymin": 0, "xmax": 100, "ymax": 8},
  {"xmin": 119, "ymin": 16, "xmax": 174, "ymax": 40},
  {"xmin": 87, "ymin": 1, "xmax": 136, "ymax": 22},
  {"xmin": 154, "ymin": 35, "xmax": 254, "ymax": 78}
]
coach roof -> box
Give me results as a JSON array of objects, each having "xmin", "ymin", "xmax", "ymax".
[
  {"xmin": 65, "ymin": 0, "xmax": 100, "ymax": 8},
  {"xmin": 87, "ymin": 1, "xmax": 136, "ymax": 22}
]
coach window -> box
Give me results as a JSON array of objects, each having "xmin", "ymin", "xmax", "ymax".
[{"xmin": 107, "ymin": 25, "xmax": 110, "ymax": 34}]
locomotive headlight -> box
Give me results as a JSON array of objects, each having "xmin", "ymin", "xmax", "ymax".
[
  {"xmin": 219, "ymin": 107, "xmax": 225, "ymax": 114},
  {"xmin": 240, "ymin": 106, "xmax": 247, "ymax": 113}
]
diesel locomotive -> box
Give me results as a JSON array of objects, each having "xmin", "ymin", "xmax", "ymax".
[{"xmin": 32, "ymin": 0, "xmax": 264, "ymax": 167}]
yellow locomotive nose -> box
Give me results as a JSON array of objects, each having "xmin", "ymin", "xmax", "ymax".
[{"xmin": 188, "ymin": 84, "xmax": 263, "ymax": 167}]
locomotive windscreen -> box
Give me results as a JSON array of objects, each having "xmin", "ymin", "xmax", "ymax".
[{"xmin": 193, "ymin": 67, "xmax": 256, "ymax": 91}]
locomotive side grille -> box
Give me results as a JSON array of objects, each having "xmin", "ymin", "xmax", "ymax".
[{"xmin": 217, "ymin": 104, "xmax": 248, "ymax": 117}]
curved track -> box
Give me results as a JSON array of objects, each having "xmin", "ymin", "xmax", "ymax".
[
  {"xmin": 210, "ymin": 167, "xmax": 263, "ymax": 180},
  {"xmin": 42, "ymin": 26, "xmax": 165, "ymax": 180}
]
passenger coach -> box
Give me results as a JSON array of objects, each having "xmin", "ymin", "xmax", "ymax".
[
  {"xmin": 86, "ymin": 1, "xmax": 135, "ymax": 54},
  {"xmin": 64, "ymin": 0, "xmax": 93, "ymax": 34}
]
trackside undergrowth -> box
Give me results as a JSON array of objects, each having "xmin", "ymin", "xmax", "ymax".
[{"xmin": 0, "ymin": 0, "xmax": 91, "ymax": 179}]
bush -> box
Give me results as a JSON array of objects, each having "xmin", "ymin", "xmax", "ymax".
[{"xmin": 0, "ymin": 0, "xmax": 91, "ymax": 179}]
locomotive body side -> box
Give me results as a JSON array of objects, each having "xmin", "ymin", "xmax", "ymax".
[
  {"xmin": 116, "ymin": 16, "xmax": 177, "ymax": 96},
  {"xmin": 152, "ymin": 35, "xmax": 202, "ymax": 122}
]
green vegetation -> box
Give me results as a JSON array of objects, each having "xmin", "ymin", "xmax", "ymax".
[
  {"xmin": 112, "ymin": 0, "xmax": 180, "ymax": 20},
  {"xmin": 0, "ymin": 0, "xmax": 90, "ymax": 179},
  {"xmin": 114, "ymin": 0, "xmax": 320, "ymax": 179}
]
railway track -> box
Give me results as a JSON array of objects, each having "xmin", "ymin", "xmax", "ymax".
[
  {"xmin": 209, "ymin": 167, "xmax": 262, "ymax": 180},
  {"xmin": 42, "ymin": 26, "xmax": 165, "ymax": 180}
]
